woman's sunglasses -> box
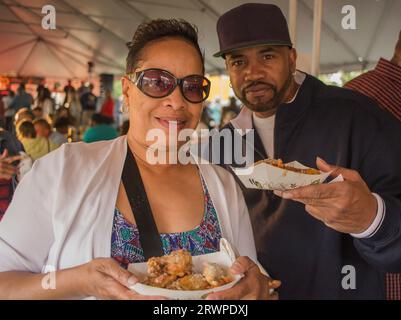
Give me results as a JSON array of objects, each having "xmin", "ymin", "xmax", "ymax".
[{"xmin": 126, "ymin": 68, "xmax": 211, "ymax": 104}]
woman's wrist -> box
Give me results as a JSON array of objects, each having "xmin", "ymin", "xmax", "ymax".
[{"xmin": 53, "ymin": 265, "xmax": 89, "ymax": 299}]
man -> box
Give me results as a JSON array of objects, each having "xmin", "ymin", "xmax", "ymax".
[
  {"xmin": 63, "ymin": 79, "xmax": 76, "ymax": 107},
  {"xmin": 344, "ymin": 30, "xmax": 401, "ymax": 300},
  {"xmin": 211, "ymin": 3, "xmax": 401, "ymax": 299},
  {"xmin": 33, "ymin": 118, "xmax": 64, "ymax": 146},
  {"xmin": 344, "ymin": 30, "xmax": 401, "ymax": 122},
  {"xmin": 9, "ymin": 83, "xmax": 33, "ymax": 113},
  {"xmin": 80, "ymin": 83, "xmax": 98, "ymax": 127}
]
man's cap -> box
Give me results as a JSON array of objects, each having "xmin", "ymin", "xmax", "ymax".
[{"xmin": 214, "ymin": 3, "xmax": 292, "ymax": 58}]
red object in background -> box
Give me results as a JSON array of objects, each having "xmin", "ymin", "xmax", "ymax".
[{"xmin": 100, "ymin": 97, "xmax": 115, "ymax": 119}]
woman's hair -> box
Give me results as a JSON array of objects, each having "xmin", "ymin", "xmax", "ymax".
[
  {"xmin": 126, "ymin": 19, "xmax": 205, "ymax": 74},
  {"xmin": 17, "ymin": 120, "xmax": 36, "ymax": 139},
  {"xmin": 14, "ymin": 108, "xmax": 35, "ymax": 125}
]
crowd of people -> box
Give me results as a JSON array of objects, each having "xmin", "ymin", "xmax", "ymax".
[{"xmin": 0, "ymin": 3, "xmax": 400, "ymax": 300}]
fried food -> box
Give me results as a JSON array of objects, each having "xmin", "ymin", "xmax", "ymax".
[
  {"xmin": 143, "ymin": 273, "xmax": 177, "ymax": 288},
  {"xmin": 256, "ymin": 158, "xmax": 321, "ymax": 175},
  {"xmin": 141, "ymin": 249, "xmax": 233, "ymax": 290},
  {"xmin": 202, "ymin": 262, "xmax": 233, "ymax": 287},
  {"xmin": 147, "ymin": 249, "xmax": 192, "ymax": 277},
  {"xmin": 167, "ymin": 274, "xmax": 211, "ymax": 291}
]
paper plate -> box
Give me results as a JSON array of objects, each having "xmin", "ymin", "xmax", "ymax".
[
  {"xmin": 232, "ymin": 160, "xmax": 331, "ymax": 191},
  {"xmin": 128, "ymin": 239, "xmax": 241, "ymax": 300}
]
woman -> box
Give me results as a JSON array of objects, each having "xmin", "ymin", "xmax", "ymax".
[
  {"xmin": 16, "ymin": 120, "xmax": 59, "ymax": 161},
  {"xmin": 100, "ymin": 89, "xmax": 115, "ymax": 120},
  {"xmin": 0, "ymin": 19, "xmax": 277, "ymax": 299}
]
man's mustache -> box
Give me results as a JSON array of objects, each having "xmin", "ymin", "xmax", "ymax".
[{"xmin": 242, "ymin": 81, "xmax": 276, "ymax": 93}]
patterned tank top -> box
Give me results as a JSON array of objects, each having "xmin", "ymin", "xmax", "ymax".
[{"xmin": 111, "ymin": 176, "xmax": 222, "ymax": 267}]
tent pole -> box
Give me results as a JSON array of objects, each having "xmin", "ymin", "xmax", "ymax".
[
  {"xmin": 289, "ymin": 0, "xmax": 298, "ymax": 47},
  {"xmin": 311, "ymin": 0, "xmax": 322, "ymax": 76}
]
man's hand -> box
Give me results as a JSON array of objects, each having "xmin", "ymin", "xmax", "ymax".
[
  {"xmin": 274, "ymin": 157, "xmax": 377, "ymax": 234},
  {"xmin": 0, "ymin": 149, "xmax": 22, "ymax": 180},
  {"xmin": 206, "ymin": 256, "xmax": 281, "ymax": 300}
]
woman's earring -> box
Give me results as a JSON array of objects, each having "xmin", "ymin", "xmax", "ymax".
[
  {"xmin": 120, "ymin": 103, "xmax": 129, "ymax": 113},
  {"xmin": 229, "ymin": 82, "xmax": 233, "ymax": 88}
]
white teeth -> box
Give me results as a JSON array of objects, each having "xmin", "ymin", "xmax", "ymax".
[{"xmin": 166, "ymin": 120, "xmax": 185, "ymax": 124}]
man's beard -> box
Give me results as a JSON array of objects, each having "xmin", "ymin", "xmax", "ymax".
[{"xmin": 235, "ymin": 71, "xmax": 293, "ymax": 113}]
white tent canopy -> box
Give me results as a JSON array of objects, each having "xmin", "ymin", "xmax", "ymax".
[{"xmin": 0, "ymin": 0, "xmax": 399, "ymax": 79}]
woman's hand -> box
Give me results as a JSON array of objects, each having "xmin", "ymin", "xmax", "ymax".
[
  {"xmin": 206, "ymin": 256, "xmax": 281, "ymax": 300},
  {"xmin": 77, "ymin": 258, "xmax": 167, "ymax": 300}
]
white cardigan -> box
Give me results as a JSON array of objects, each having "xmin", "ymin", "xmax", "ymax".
[{"xmin": 0, "ymin": 136, "xmax": 256, "ymax": 274}]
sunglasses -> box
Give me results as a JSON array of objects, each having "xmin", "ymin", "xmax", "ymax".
[{"xmin": 126, "ymin": 68, "xmax": 211, "ymax": 104}]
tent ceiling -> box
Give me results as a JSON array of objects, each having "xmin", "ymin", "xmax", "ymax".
[{"xmin": 0, "ymin": 0, "xmax": 399, "ymax": 79}]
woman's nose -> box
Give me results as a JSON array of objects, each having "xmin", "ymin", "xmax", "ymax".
[{"xmin": 166, "ymin": 86, "xmax": 187, "ymax": 110}]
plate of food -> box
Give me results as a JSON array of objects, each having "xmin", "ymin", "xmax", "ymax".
[
  {"xmin": 231, "ymin": 158, "xmax": 331, "ymax": 191},
  {"xmin": 128, "ymin": 238, "xmax": 241, "ymax": 300}
]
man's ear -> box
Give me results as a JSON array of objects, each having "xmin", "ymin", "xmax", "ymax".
[{"xmin": 289, "ymin": 48, "xmax": 297, "ymax": 73}]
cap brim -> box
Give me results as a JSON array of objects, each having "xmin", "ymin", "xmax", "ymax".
[{"xmin": 213, "ymin": 40, "xmax": 293, "ymax": 58}]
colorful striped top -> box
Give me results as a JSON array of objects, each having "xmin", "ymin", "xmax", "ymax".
[{"xmin": 111, "ymin": 176, "xmax": 222, "ymax": 268}]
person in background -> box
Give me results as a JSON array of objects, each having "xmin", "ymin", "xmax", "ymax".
[
  {"xmin": 77, "ymin": 81, "xmax": 87, "ymax": 97},
  {"xmin": 0, "ymin": 128, "xmax": 24, "ymax": 221},
  {"xmin": 16, "ymin": 121, "xmax": 59, "ymax": 161},
  {"xmin": 0, "ymin": 95, "xmax": 4, "ymax": 128},
  {"xmin": 54, "ymin": 106, "xmax": 77, "ymax": 128},
  {"xmin": 220, "ymin": 96, "xmax": 241, "ymax": 126},
  {"xmin": 83, "ymin": 113, "xmax": 118, "ymax": 143},
  {"xmin": 52, "ymin": 117, "xmax": 70, "ymax": 144},
  {"xmin": 345, "ymin": 30, "xmax": 401, "ymax": 122},
  {"xmin": 344, "ymin": 29, "xmax": 401, "ymax": 300},
  {"xmin": 63, "ymin": 80, "xmax": 76, "ymax": 107},
  {"xmin": 100, "ymin": 89, "xmax": 115, "ymax": 121},
  {"xmin": 35, "ymin": 88, "xmax": 54, "ymax": 118},
  {"xmin": 80, "ymin": 84, "xmax": 97, "ymax": 127},
  {"xmin": 13, "ymin": 108, "xmax": 35, "ymax": 134},
  {"xmin": 2, "ymin": 90, "xmax": 15, "ymax": 132},
  {"xmin": 9, "ymin": 84, "xmax": 33, "ymax": 113},
  {"xmin": 68, "ymin": 91, "xmax": 82, "ymax": 126},
  {"xmin": 33, "ymin": 118, "xmax": 65, "ymax": 147},
  {"xmin": 120, "ymin": 119, "xmax": 129, "ymax": 136},
  {"xmin": 32, "ymin": 107, "xmax": 43, "ymax": 120}
]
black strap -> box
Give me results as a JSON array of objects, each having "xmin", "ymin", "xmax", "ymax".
[{"xmin": 121, "ymin": 145, "xmax": 163, "ymax": 260}]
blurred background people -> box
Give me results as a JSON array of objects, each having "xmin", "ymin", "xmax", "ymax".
[
  {"xmin": 63, "ymin": 79, "xmax": 76, "ymax": 107},
  {"xmin": 80, "ymin": 83, "xmax": 97, "ymax": 128},
  {"xmin": 16, "ymin": 120, "xmax": 59, "ymax": 161},
  {"xmin": 83, "ymin": 113, "xmax": 118, "ymax": 143},
  {"xmin": 2, "ymin": 89, "xmax": 15, "ymax": 132},
  {"xmin": 35, "ymin": 87, "xmax": 54, "ymax": 118},
  {"xmin": 0, "ymin": 127, "xmax": 24, "ymax": 221},
  {"xmin": 100, "ymin": 89, "xmax": 115, "ymax": 120},
  {"xmin": 9, "ymin": 83, "xmax": 33, "ymax": 113},
  {"xmin": 33, "ymin": 118, "xmax": 66, "ymax": 146},
  {"xmin": 52, "ymin": 117, "xmax": 70, "ymax": 145},
  {"xmin": 119, "ymin": 119, "xmax": 129, "ymax": 136}
]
